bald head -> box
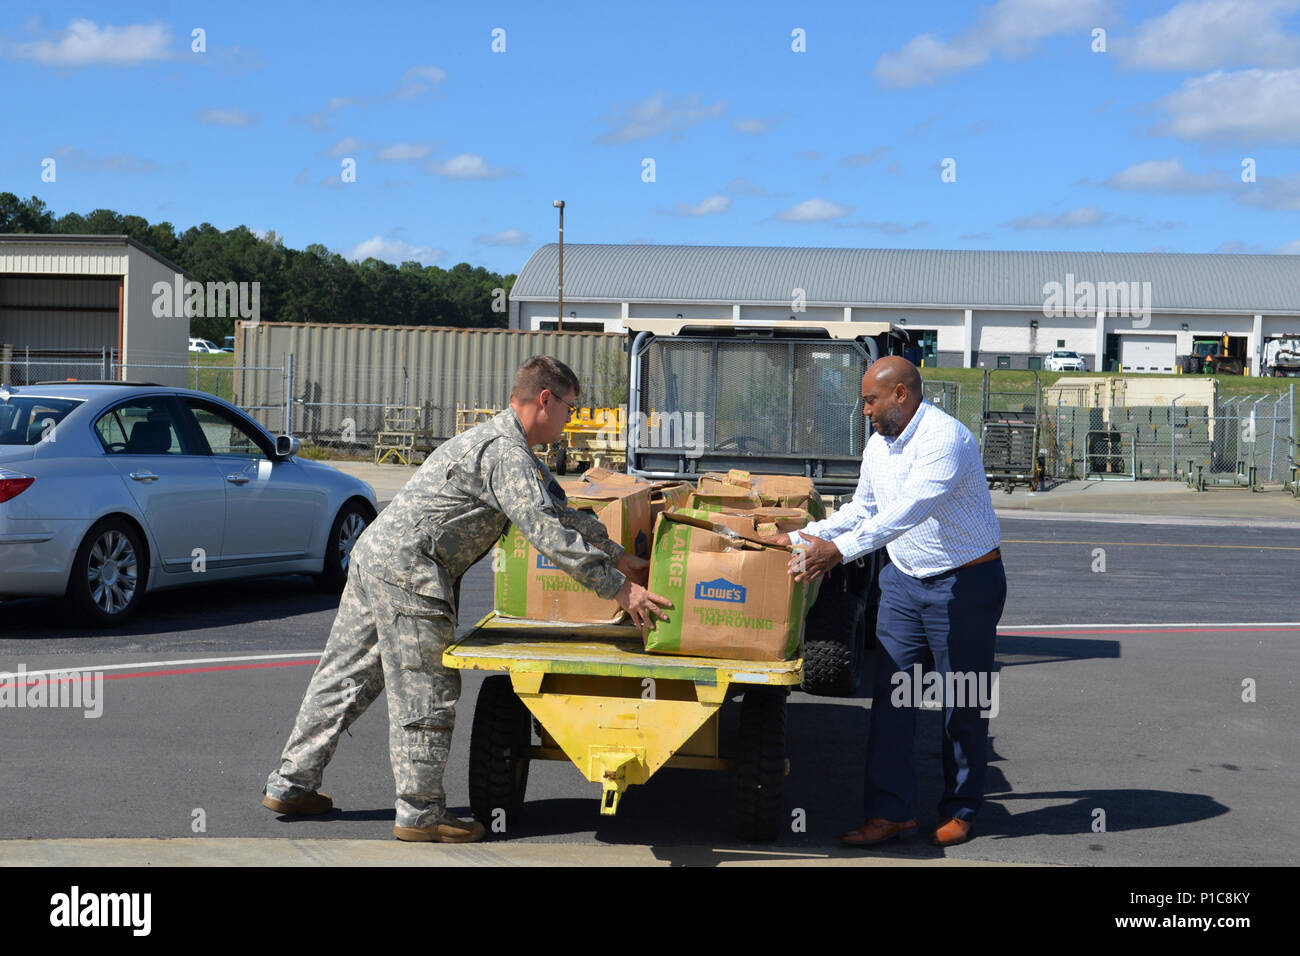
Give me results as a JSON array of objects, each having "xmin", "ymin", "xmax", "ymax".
[{"xmin": 861, "ymin": 356, "xmax": 924, "ymax": 438}]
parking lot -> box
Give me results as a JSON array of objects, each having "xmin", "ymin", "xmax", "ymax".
[{"xmin": 2, "ymin": 503, "xmax": 1296, "ymax": 867}]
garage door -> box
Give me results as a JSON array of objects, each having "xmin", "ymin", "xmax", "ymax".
[{"xmin": 1120, "ymin": 336, "xmax": 1176, "ymax": 374}]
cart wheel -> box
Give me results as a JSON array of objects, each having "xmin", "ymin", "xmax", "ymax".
[
  {"xmin": 735, "ymin": 686, "xmax": 788, "ymax": 843},
  {"xmin": 468, "ymin": 675, "xmax": 531, "ymax": 830},
  {"xmin": 801, "ymin": 555, "xmax": 877, "ymax": 697}
]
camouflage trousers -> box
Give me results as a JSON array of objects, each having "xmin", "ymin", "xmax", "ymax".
[{"xmin": 265, "ymin": 563, "xmax": 460, "ymax": 828}]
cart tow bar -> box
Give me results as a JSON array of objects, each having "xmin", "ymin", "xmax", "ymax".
[{"xmin": 592, "ymin": 748, "xmax": 643, "ymax": 815}]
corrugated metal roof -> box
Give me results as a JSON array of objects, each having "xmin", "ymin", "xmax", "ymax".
[
  {"xmin": 511, "ymin": 244, "xmax": 1300, "ymax": 314},
  {"xmin": 0, "ymin": 235, "xmax": 191, "ymax": 278}
]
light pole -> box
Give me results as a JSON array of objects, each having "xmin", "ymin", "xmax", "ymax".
[{"xmin": 552, "ymin": 199, "xmax": 565, "ymax": 331}]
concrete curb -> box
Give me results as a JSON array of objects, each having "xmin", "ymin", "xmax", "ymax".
[{"xmin": 0, "ymin": 838, "xmax": 1034, "ymax": 867}]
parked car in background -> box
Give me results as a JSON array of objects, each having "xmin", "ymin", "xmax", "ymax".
[
  {"xmin": 1044, "ymin": 349, "xmax": 1087, "ymax": 372},
  {"xmin": 188, "ymin": 338, "xmax": 223, "ymax": 354},
  {"xmin": 0, "ymin": 382, "xmax": 376, "ymax": 625},
  {"xmin": 221, "ymin": 336, "xmax": 236, "ymax": 353}
]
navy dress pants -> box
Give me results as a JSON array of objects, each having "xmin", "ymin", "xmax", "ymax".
[{"xmin": 864, "ymin": 558, "xmax": 1007, "ymax": 823}]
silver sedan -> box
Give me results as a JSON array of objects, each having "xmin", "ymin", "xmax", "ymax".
[{"xmin": 0, "ymin": 382, "xmax": 377, "ymax": 626}]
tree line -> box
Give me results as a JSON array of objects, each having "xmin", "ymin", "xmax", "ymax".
[{"xmin": 0, "ymin": 193, "xmax": 515, "ymax": 341}]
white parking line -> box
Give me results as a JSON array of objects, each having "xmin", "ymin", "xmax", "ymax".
[
  {"xmin": 1, "ymin": 652, "xmax": 322, "ymax": 680},
  {"xmin": 999, "ymin": 622, "xmax": 1300, "ymax": 629}
]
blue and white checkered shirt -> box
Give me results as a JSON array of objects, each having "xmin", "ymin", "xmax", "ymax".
[{"xmin": 789, "ymin": 400, "xmax": 1000, "ymax": 578}]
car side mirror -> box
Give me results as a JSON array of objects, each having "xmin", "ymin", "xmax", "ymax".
[{"xmin": 276, "ymin": 435, "xmax": 300, "ymax": 458}]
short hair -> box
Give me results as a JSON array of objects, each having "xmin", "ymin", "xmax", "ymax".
[{"xmin": 512, "ymin": 355, "xmax": 580, "ymax": 402}]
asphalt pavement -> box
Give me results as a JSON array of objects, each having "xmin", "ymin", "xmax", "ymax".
[{"xmin": 2, "ymin": 477, "xmax": 1297, "ymax": 866}]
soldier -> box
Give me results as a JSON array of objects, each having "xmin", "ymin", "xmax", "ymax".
[{"xmin": 262, "ymin": 356, "xmax": 671, "ymax": 842}]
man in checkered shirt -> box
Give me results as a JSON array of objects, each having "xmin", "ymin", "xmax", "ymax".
[{"xmin": 776, "ymin": 356, "xmax": 1006, "ymax": 849}]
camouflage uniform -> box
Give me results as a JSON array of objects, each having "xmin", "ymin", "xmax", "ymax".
[{"xmin": 266, "ymin": 408, "xmax": 627, "ymax": 828}]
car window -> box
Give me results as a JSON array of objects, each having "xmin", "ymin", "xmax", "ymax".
[
  {"xmin": 0, "ymin": 397, "xmax": 83, "ymax": 445},
  {"xmin": 186, "ymin": 401, "xmax": 269, "ymax": 459},
  {"xmin": 95, "ymin": 399, "xmax": 190, "ymax": 455}
]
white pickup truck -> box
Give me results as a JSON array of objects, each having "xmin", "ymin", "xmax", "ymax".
[{"xmin": 1262, "ymin": 336, "xmax": 1300, "ymax": 377}]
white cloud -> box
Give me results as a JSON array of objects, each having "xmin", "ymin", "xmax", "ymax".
[
  {"xmin": 1002, "ymin": 205, "xmax": 1122, "ymax": 229},
  {"xmin": 732, "ymin": 117, "xmax": 768, "ymax": 134},
  {"xmin": 725, "ymin": 177, "xmax": 769, "ymax": 196},
  {"xmin": 426, "ymin": 153, "xmax": 503, "ymax": 179},
  {"xmin": 667, "ymin": 195, "xmax": 731, "ymax": 216},
  {"xmin": 1150, "ymin": 68, "xmax": 1300, "ymax": 143},
  {"xmin": 874, "ymin": 0, "xmax": 1113, "ymax": 87},
  {"xmin": 377, "ymin": 142, "xmax": 431, "ymax": 161},
  {"xmin": 327, "ymin": 136, "xmax": 364, "ymax": 158},
  {"xmin": 1116, "ymin": 0, "xmax": 1300, "ymax": 70},
  {"xmin": 1272, "ymin": 239, "xmax": 1300, "ymax": 253},
  {"xmin": 8, "ymin": 19, "xmax": 172, "ymax": 66},
  {"xmin": 595, "ymin": 91, "xmax": 726, "ymax": 144},
  {"xmin": 48, "ymin": 145, "xmax": 159, "ymax": 173},
  {"xmin": 475, "ymin": 229, "xmax": 530, "ymax": 246},
  {"xmin": 773, "ymin": 199, "xmax": 853, "ymax": 222},
  {"xmin": 344, "ymin": 236, "xmax": 443, "ymax": 265},
  {"xmin": 402, "ymin": 65, "xmax": 446, "ymax": 84},
  {"xmin": 1238, "ymin": 173, "xmax": 1300, "ymax": 210},
  {"xmin": 1103, "ymin": 158, "xmax": 1226, "ymax": 193},
  {"xmin": 840, "ymin": 147, "xmax": 890, "ymax": 167},
  {"xmin": 197, "ymin": 108, "xmax": 256, "ymax": 128}
]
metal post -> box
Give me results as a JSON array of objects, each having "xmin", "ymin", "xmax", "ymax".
[
  {"xmin": 101, "ymin": 346, "xmax": 108, "ymax": 380},
  {"xmin": 25, "ymin": 345, "xmax": 30, "ymax": 386},
  {"xmin": 553, "ymin": 200, "xmax": 565, "ymax": 331},
  {"xmin": 193, "ymin": 350, "xmax": 199, "ymax": 390},
  {"xmin": 1170, "ymin": 394, "xmax": 1183, "ymax": 479},
  {"xmin": 286, "ymin": 352, "xmax": 295, "ymax": 435},
  {"xmin": 281, "ymin": 352, "xmax": 289, "ymax": 435},
  {"xmin": 1269, "ymin": 396, "xmax": 1281, "ymax": 481}
]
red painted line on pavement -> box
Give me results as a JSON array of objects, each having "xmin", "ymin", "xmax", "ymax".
[
  {"xmin": 3, "ymin": 658, "xmax": 322, "ymax": 688},
  {"xmin": 999, "ymin": 626, "xmax": 1296, "ymax": 636}
]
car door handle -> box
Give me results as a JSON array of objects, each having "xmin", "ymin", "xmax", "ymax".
[
  {"xmin": 226, "ymin": 474, "xmax": 251, "ymax": 485},
  {"xmin": 129, "ymin": 472, "xmax": 160, "ymax": 482}
]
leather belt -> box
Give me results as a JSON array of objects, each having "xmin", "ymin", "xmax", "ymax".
[{"xmin": 956, "ymin": 547, "xmax": 1001, "ymax": 571}]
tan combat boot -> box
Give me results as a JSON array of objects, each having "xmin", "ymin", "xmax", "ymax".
[{"xmin": 393, "ymin": 811, "xmax": 486, "ymax": 844}]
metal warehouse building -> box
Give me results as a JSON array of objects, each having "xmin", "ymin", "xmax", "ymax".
[
  {"xmin": 0, "ymin": 234, "xmax": 190, "ymax": 386},
  {"xmin": 509, "ymin": 244, "xmax": 1300, "ymax": 376}
]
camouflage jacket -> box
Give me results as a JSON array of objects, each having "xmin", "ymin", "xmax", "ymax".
[{"xmin": 350, "ymin": 408, "xmax": 626, "ymax": 619}]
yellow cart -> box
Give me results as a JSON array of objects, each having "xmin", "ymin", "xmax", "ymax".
[{"xmin": 444, "ymin": 612, "xmax": 802, "ymax": 842}]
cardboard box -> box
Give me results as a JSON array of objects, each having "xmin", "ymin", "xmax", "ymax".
[
  {"xmin": 494, "ymin": 482, "xmax": 651, "ymax": 623},
  {"xmin": 693, "ymin": 470, "xmax": 824, "ymax": 519},
  {"xmin": 644, "ymin": 509, "xmax": 818, "ymax": 661},
  {"xmin": 719, "ymin": 506, "xmax": 811, "ymax": 535},
  {"xmin": 580, "ymin": 467, "xmax": 690, "ymax": 524},
  {"xmin": 689, "ymin": 472, "xmax": 762, "ymax": 514},
  {"xmin": 750, "ymin": 475, "xmax": 826, "ymax": 521}
]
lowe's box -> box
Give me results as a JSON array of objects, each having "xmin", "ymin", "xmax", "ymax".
[
  {"xmin": 582, "ymin": 467, "xmax": 691, "ymax": 523},
  {"xmin": 644, "ymin": 509, "xmax": 818, "ymax": 661},
  {"xmin": 494, "ymin": 481, "xmax": 652, "ymax": 623}
]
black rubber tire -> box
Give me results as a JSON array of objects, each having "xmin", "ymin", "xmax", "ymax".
[
  {"xmin": 801, "ymin": 553, "xmax": 878, "ymax": 697},
  {"xmin": 735, "ymin": 686, "xmax": 788, "ymax": 843},
  {"xmin": 314, "ymin": 499, "xmax": 376, "ymax": 593},
  {"xmin": 468, "ymin": 675, "xmax": 531, "ymax": 830},
  {"xmin": 66, "ymin": 516, "xmax": 149, "ymax": 627}
]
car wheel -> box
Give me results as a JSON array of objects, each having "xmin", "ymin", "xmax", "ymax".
[
  {"xmin": 66, "ymin": 516, "xmax": 148, "ymax": 627},
  {"xmin": 314, "ymin": 499, "xmax": 376, "ymax": 593}
]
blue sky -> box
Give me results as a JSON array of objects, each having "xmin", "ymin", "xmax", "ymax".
[{"xmin": 2, "ymin": 0, "xmax": 1298, "ymax": 274}]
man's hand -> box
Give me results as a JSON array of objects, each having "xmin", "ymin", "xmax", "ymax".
[
  {"xmin": 789, "ymin": 533, "xmax": 842, "ymax": 583},
  {"xmin": 616, "ymin": 579, "xmax": 673, "ymax": 629},
  {"xmin": 616, "ymin": 553, "xmax": 650, "ymax": 586}
]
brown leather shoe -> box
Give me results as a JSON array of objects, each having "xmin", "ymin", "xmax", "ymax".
[
  {"xmin": 931, "ymin": 817, "xmax": 973, "ymax": 847},
  {"xmin": 840, "ymin": 818, "xmax": 919, "ymax": 846},
  {"xmin": 261, "ymin": 790, "xmax": 333, "ymax": 815},
  {"xmin": 394, "ymin": 812, "xmax": 486, "ymax": 844}
]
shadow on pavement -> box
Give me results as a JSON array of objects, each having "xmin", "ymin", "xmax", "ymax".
[{"xmin": 0, "ymin": 574, "xmax": 339, "ymax": 641}]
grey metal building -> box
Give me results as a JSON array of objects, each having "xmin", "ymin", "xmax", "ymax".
[
  {"xmin": 0, "ymin": 234, "xmax": 191, "ymax": 386},
  {"xmin": 509, "ymin": 244, "xmax": 1300, "ymax": 375}
]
